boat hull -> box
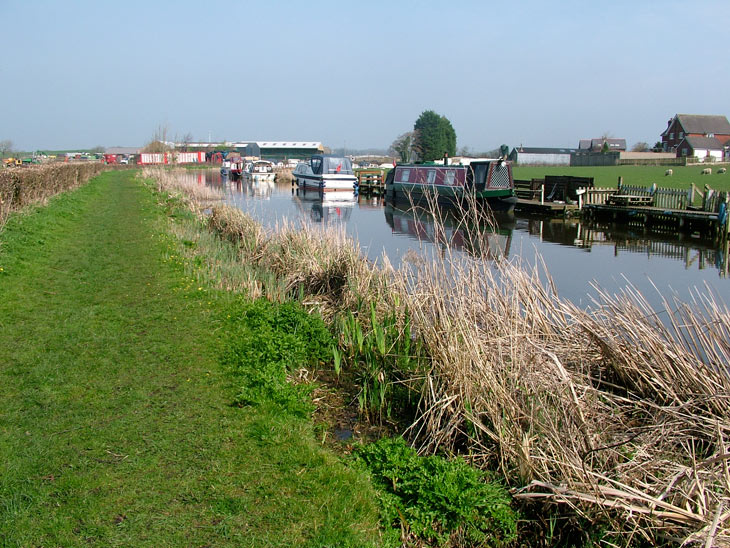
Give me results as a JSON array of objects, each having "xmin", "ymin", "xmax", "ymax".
[
  {"xmin": 296, "ymin": 173, "xmax": 357, "ymax": 191},
  {"xmin": 386, "ymin": 183, "xmax": 517, "ymax": 211}
]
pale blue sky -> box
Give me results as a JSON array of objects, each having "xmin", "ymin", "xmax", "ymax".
[{"xmin": 2, "ymin": 0, "xmax": 728, "ymax": 152}]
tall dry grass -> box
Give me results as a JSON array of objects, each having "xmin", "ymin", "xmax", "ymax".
[
  {"xmin": 140, "ymin": 167, "xmax": 224, "ymax": 212},
  {"xmin": 0, "ymin": 163, "xmax": 106, "ymax": 230},
  {"xmin": 149, "ymin": 169, "xmax": 730, "ymax": 546}
]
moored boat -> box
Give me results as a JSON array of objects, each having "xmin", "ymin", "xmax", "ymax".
[
  {"xmin": 293, "ymin": 154, "xmax": 357, "ymax": 191},
  {"xmin": 385, "ymin": 159, "xmax": 517, "ymax": 211},
  {"xmin": 243, "ymin": 160, "xmax": 275, "ymax": 182}
]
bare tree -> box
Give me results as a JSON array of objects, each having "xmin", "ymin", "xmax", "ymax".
[
  {"xmin": 631, "ymin": 141, "xmax": 650, "ymax": 152},
  {"xmin": 389, "ymin": 131, "xmax": 415, "ymax": 163},
  {"xmin": 143, "ymin": 124, "xmax": 171, "ymax": 153},
  {"xmin": 0, "ymin": 140, "xmax": 13, "ymax": 158},
  {"xmin": 181, "ymin": 132, "xmax": 193, "ymax": 152}
]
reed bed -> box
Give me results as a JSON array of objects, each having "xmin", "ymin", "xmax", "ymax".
[
  {"xmin": 0, "ymin": 163, "xmax": 106, "ymax": 230},
  {"xmin": 149, "ymin": 169, "xmax": 730, "ymax": 546},
  {"xmin": 139, "ymin": 167, "xmax": 224, "ymax": 213}
]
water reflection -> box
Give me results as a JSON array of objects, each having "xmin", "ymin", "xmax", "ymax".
[
  {"xmin": 292, "ymin": 188, "xmax": 356, "ymax": 225},
  {"xmin": 384, "ymin": 204, "xmax": 513, "ymax": 261},
  {"xmin": 190, "ymin": 169, "xmax": 730, "ymax": 303},
  {"xmin": 519, "ymin": 216, "xmax": 727, "ymax": 273}
]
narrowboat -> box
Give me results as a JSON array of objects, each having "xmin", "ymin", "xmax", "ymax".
[
  {"xmin": 229, "ymin": 158, "xmax": 245, "ymax": 180},
  {"xmin": 293, "ymin": 154, "xmax": 357, "ymax": 191},
  {"xmin": 384, "ymin": 159, "xmax": 517, "ymax": 211}
]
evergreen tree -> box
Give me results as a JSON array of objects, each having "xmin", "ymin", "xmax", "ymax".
[{"xmin": 413, "ymin": 110, "xmax": 457, "ymax": 162}]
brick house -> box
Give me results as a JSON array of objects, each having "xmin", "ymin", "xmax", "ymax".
[
  {"xmin": 660, "ymin": 114, "xmax": 730, "ymax": 152},
  {"xmin": 676, "ymin": 136, "xmax": 724, "ymax": 162}
]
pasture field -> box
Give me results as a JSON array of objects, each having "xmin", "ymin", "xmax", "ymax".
[{"xmin": 513, "ymin": 164, "xmax": 730, "ymax": 192}]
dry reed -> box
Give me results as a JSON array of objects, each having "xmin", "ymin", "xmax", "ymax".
[
  {"xmin": 139, "ymin": 167, "xmax": 224, "ymax": 212},
  {"xmin": 149, "ymin": 169, "xmax": 730, "ymax": 546}
]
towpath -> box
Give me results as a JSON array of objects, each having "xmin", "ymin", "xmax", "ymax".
[{"xmin": 0, "ymin": 171, "xmax": 378, "ymax": 547}]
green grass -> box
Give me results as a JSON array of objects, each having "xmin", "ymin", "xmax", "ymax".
[
  {"xmin": 513, "ymin": 164, "xmax": 730, "ymax": 192},
  {"xmin": 0, "ymin": 170, "xmax": 381, "ymax": 547}
]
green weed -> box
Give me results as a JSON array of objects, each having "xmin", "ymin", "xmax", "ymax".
[
  {"xmin": 354, "ymin": 437, "xmax": 518, "ymax": 547},
  {"xmin": 336, "ymin": 302, "xmax": 423, "ymax": 424},
  {"xmin": 220, "ymin": 298, "xmax": 334, "ymax": 416}
]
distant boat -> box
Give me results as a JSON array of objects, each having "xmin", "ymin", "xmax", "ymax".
[
  {"xmin": 293, "ymin": 154, "xmax": 357, "ymax": 191},
  {"xmin": 243, "ymin": 160, "xmax": 275, "ymax": 182},
  {"xmin": 385, "ymin": 159, "xmax": 517, "ymax": 211}
]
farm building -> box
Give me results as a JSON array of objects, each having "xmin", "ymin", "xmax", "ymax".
[
  {"xmin": 508, "ymin": 146, "xmax": 577, "ymax": 165},
  {"xmin": 180, "ymin": 141, "xmax": 324, "ymax": 161},
  {"xmin": 578, "ymin": 138, "xmax": 627, "ymax": 152},
  {"xmin": 661, "ymin": 114, "xmax": 730, "ymax": 152},
  {"xmin": 676, "ymin": 136, "xmax": 724, "ymax": 162}
]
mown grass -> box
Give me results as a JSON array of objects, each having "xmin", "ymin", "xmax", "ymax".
[
  {"xmin": 0, "ymin": 170, "xmax": 381, "ymax": 547},
  {"xmin": 513, "ymin": 164, "xmax": 730, "ymax": 192}
]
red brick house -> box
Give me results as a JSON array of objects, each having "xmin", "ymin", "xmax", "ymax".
[{"xmin": 661, "ymin": 114, "xmax": 730, "ymax": 151}]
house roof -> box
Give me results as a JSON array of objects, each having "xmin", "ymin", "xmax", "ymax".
[
  {"xmin": 663, "ymin": 114, "xmax": 730, "ymax": 137},
  {"xmin": 578, "ymin": 138, "xmax": 626, "ymax": 150},
  {"xmin": 679, "ymin": 136, "xmax": 724, "ymax": 150},
  {"xmin": 513, "ymin": 147, "xmax": 578, "ymax": 154},
  {"xmin": 592, "ymin": 138, "xmax": 626, "ymax": 149}
]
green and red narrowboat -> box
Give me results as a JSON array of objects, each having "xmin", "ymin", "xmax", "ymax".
[{"xmin": 385, "ymin": 159, "xmax": 517, "ymax": 211}]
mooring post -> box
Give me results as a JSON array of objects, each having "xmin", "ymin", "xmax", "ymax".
[{"xmin": 617, "ymin": 176, "xmax": 623, "ymax": 191}]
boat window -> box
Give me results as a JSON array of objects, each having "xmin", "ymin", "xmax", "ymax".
[
  {"xmin": 427, "ymin": 170, "xmax": 436, "ymax": 184},
  {"xmin": 322, "ymin": 156, "xmax": 353, "ymax": 174},
  {"xmin": 444, "ymin": 170, "xmax": 456, "ymax": 185},
  {"xmin": 397, "ymin": 169, "xmax": 410, "ymax": 183},
  {"xmin": 311, "ymin": 157, "xmax": 323, "ymax": 174}
]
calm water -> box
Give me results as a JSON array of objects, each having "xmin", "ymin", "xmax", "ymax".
[{"xmin": 190, "ymin": 170, "xmax": 730, "ymax": 308}]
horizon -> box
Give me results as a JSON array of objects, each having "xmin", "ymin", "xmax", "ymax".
[{"xmin": 2, "ymin": 0, "xmax": 729, "ymax": 153}]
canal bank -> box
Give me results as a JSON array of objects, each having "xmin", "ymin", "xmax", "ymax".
[{"xmin": 147, "ymin": 167, "xmax": 730, "ymax": 546}]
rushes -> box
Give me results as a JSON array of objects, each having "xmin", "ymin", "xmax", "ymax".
[
  {"xmin": 147, "ymin": 168, "xmax": 730, "ymax": 545},
  {"xmin": 140, "ymin": 167, "xmax": 224, "ymax": 212}
]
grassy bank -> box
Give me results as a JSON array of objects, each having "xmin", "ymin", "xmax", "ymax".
[
  {"xmin": 513, "ymin": 164, "xmax": 730, "ymax": 192},
  {"xmin": 143, "ymin": 167, "xmax": 730, "ymax": 546},
  {"xmin": 0, "ymin": 170, "xmax": 382, "ymax": 546}
]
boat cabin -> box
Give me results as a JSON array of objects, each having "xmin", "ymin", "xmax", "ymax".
[{"xmin": 308, "ymin": 155, "xmax": 354, "ymax": 176}]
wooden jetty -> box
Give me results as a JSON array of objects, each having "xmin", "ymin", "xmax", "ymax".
[
  {"xmin": 357, "ymin": 169, "xmax": 386, "ymax": 194},
  {"xmin": 581, "ymin": 179, "xmax": 729, "ymax": 241},
  {"xmin": 514, "ymin": 175, "xmax": 591, "ymax": 216},
  {"xmin": 516, "ymin": 175, "xmax": 730, "ymax": 241}
]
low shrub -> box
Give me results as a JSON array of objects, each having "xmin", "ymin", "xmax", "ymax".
[{"xmin": 354, "ymin": 437, "xmax": 518, "ymax": 547}]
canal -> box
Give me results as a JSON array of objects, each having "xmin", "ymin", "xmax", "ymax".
[{"xmin": 189, "ymin": 170, "xmax": 730, "ymax": 309}]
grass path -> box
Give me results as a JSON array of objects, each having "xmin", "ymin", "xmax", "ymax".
[{"xmin": 0, "ymin": 171, "xmax": 379, "ymax": 547}]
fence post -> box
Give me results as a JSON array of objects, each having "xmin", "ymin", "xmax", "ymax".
[{"xmin": 617, "ymin": 176, "xmax": 623, "ymax": 191}]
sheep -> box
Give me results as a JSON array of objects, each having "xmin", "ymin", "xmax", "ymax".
[
  {"xmin": 664, "ymin": 169, "xmax": 673, "ymax": 176},
  {"xmin": 718, "ymin": 167, "xmax": 727, "ymax": 174},
  {"xmin": 701, "ymin": 167, "xmax": 712, "ymax": 175}
]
